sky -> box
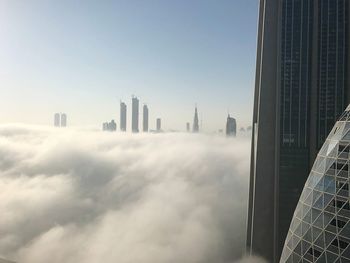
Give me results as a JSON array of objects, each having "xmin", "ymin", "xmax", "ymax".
[{"xmin": 0, "ymin": 0, "xmax": 259, "ymax": 132}]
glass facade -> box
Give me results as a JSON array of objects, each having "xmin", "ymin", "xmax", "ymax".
[
  {"xmin": 277, "ymin": 0, "xmax": 350, "ymax": 258},
  {"xmin": 280, "ymin": 0, "xmax": 313, "ymax": 147},
  {"xmin": 317, "ymin": 0, "xmax": 350, "ymax": 147},
  {"xmin": 281, "ymin": 105, "xmax": 350, "ymax": 262},
  {"xmin": 247, "ymin": 0, "xmax": 350, "ymax": 261},
  {"xmin": 279, "ymin": 0, "xmax": 314, "ymax": 255}
]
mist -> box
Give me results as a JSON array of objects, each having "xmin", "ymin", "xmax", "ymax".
[{"xmin": 0, "ymin": 124, "xmax": 258, "ymax": 263}]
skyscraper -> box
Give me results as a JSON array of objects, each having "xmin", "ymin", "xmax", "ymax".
[
  {"xmin": 193, "ymin": 107, "xmax": 199, "ymax": 133},
  {"xmin": 143, "ymin": 104, "xmax": 149, "ymax": 132},
  {"xmin": 132, "ymin": 96, "xmax": 139, "ymax": 133},
  {"xmin": 156, "ymin": 118, "xmax": 161, "ymax": 132},
  {"xmin": 186, "ymin": 122, "xmax": 190, "ymax": 132},
  {"xmin": 109, "ymin": 120, "xmax": 116, "ymax": 131},
  {"xmin": 60, "ymin": 113, "xmax": 67, "ymax": 127},
  {"xmin": 247, "ymin": 1, "xmax": 350, "ymax": 262},
  {"xmin": 120, "ymin": 101, "xmax": 127, "ymax": 132},
  {"xmin": 102, "ymin": 120, "xmax": 117, "ymax": 131},
  {"xmin": 226, "ymin": 114, "xmax": 236, "ymax": 137},
  {"xmin": 54, "ymin": 113, "xmax": 60, "ymax": 127},
  {"xmin": 54, "ymin": 113, "xmax": 67, "ymax": 127},
  {"xmin": 102, "ymin": 122, "xmax": 109, "ymax": 131}
]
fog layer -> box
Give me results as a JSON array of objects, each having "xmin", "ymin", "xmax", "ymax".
[{"xmin": 0, "ymin": 125, "xmax": 252, "ymax": 263}]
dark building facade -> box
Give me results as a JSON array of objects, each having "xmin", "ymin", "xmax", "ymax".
[
  {"xmin": 226, "ymin": 114, "xmax": 236, "ymax": 137},
  {"xmin": 247, "ymin": 0, "xmax": 350, "ymax": 262},
  {"xmin": 120, "ymin": 102, "xmax": 127, "ymax": 132},
  {"xmin": 143, "ymin": 105, "xmax": 149, "ymax": 132},
  {"xmin": 132, "ymin": 97, "xmax": 139, "ymax": 133}
]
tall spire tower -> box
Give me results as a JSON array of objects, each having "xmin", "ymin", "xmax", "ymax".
[{"xmin": 192, "ymin": 106, "xmax": 199, "ymax": 133}]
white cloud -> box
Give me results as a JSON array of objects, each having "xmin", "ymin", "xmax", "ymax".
[{"xmin": 0, "ymin": 124, "xmax": 258, "ymax": 263}]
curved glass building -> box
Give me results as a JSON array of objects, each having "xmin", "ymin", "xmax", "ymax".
[{"xmin": 281, "ymin": 105, "xmax": 350, "ymax": 262}]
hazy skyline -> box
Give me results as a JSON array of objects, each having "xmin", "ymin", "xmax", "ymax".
[{"xmin": 0, "ymin": 0, "xmax": 258, "ymax": 131}]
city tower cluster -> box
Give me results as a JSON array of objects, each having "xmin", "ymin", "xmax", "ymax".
[
  {"xmin": 100, "ymin": 96, "xmax": 238, "ymax": 136},
  {"xmin": 53, "ymin": 102, "xmax": 239, "ymax": 136},
  {"xmin": 102, "ymin": 96, "xmax": 164, "ymax": 133}
]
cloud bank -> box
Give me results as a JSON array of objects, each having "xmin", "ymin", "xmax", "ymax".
[{"xmin": 0, "ymin": 124, "xmax": 254, "ymax": 263}]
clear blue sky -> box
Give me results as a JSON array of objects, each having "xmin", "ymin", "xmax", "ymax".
[{"xmin": 0, "ymin": 0, "xmax": 258, "ymax": 131}]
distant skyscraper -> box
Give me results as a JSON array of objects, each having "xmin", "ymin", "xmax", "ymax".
[
  {"xmin": 54, "ymin": 113, "xmax": 67, "ymax": 127},
  {"xmin": 132, "ymin": 97, "xmax": 139, "ymax": 133},
  {"xmin": 102, "ymin": 120, "xmax": 116, "ymax": 132},
  {"xmin": 225, "ymin": 115, "xmax": 236, "ymax": 137},
  {"xmin": 192, "ymin": 107, "xmax": 199, "ymax": 133},
  {"xmin": 247, "ymin": 1, "xmax": 350, "ymax": 262},
  {"xmin": 54, "ymin": 113, "xmax": 60, "ymax": 127},
  {"xmin": 60, "ymin": 113, "xmax": 67, "ymax": 127},
  {"xmin": 186, "ymin": 122, "xmax": 190, "ymax": 132},
  {"xmin": 156, "ymin": 118, "xmax": 161, "ymax": 132},
  {"xmin": 109, "ymin": 120, "xmax": 116, "ymax": 131},
  {"xmin": 143, "ymin": 104, "xmax": 149, "ymax": 132},
  {"xmin": 102, "ymin": 122, "xmax": 109, "ymax": 131},
  {"xmin": 120, "ymin": 101, "xmax": 127, "ymax": 132}
]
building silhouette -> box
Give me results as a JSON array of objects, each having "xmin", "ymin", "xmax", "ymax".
[
  {"xmin": 193, "ymin": 107, "xmax": 199, "ymax": 133},
  {"xmin": 54, "ymin": 113, "xmax": 60, "ymax": 127},
  {"xmin": 120, "ymin": 101, "xmax": 127, "ymax": 132},
  {"xmin": 61, "ymin": 113, "xmax": 67, "ymax": 127},
  {"xmin": 156, "ymin": 118, "xmax": 161, "ymax": 132},
  {"xmin": 102, "ymin": 122, "xmax": 109, "ymax": 131},
  {"xmin": 102, "ymin": 120, "xmax": 116, "ymax": 131},
  {"xmin": 109, "ymin": 120, "xmax": 116, "ymax": 131},
  {"xmin": 132, "ymin": 97, "xmax": 139, "ymax": 133},
  {"xmin": 281, "ymin": 105, "xmax": 350, "ymax": 262},
  {"xmin": 226, "ymin": 115, "xmax": 236, "ymax": 137},
  {"xmin": 247, "ymin": 1, "xmax": 350, "ymax": 262},
  {"xmin": 54, "ymin": 113, "xmax": 67, "ymax": 127},
  {"xmin": 143, "ymin": 104, "xmax": 149, "ymax": 132}
]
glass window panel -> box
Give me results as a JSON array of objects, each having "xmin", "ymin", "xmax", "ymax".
[
  {"xmin": 314, "ymin": 195, "xmax": 324, "ymax": 210},
  {"xmin": 324, "ymin": 213, "xmax": 335, "ymax": 228},
  {"xmin": 325, "ymin": 232, "xmax": 337, "ymax": 247},
  {"xmin": 315, "ymin": 253, "xmax": 326, "ymax": 263},
  {"xmin": 315, "ymin": 232, "xmax": 325, "ymax": 249},
  {"xmin": 312, "ymin": 226, "xmax": 322, "ymax": 243},
  {"xmin": 312, "ymin": 191, "xmax": 322, "ymax": 205}
]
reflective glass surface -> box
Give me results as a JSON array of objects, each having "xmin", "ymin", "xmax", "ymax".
[{"xmin": 280, "ymin": 106, "xmax": 350, "ymax": 262}]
